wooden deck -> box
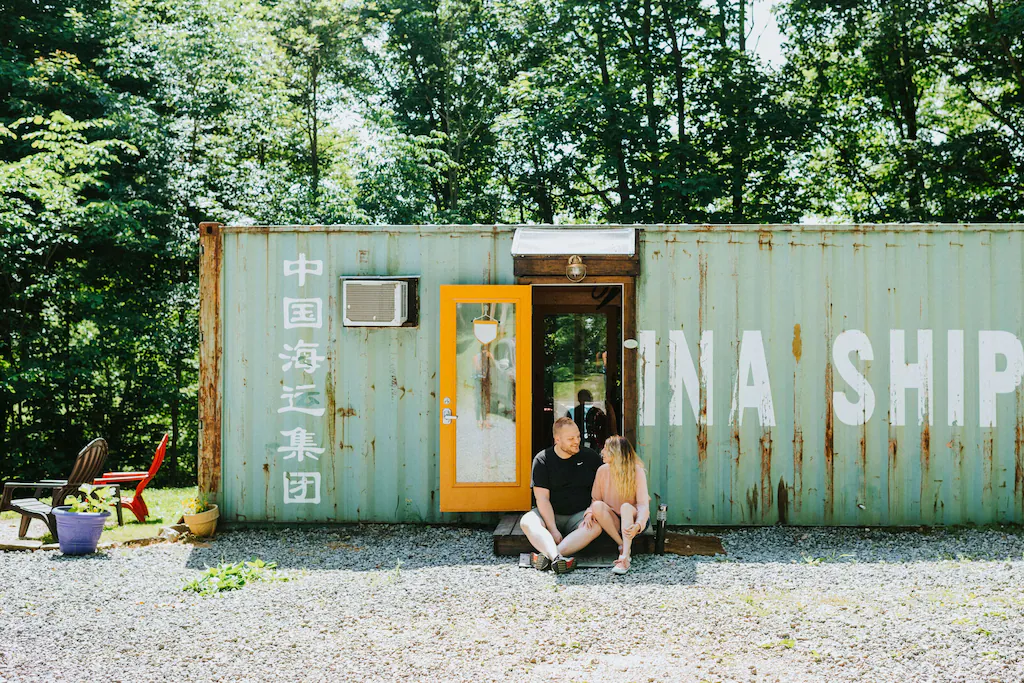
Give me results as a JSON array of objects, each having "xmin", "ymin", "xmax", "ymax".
[{"xmin": 492, "ymin": 513, "xmax": 660, "ymax": 556}]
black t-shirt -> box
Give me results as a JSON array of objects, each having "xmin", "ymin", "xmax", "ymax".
[{"xmin": 530, "ymin": 446, "xmax": 602, "ymax": 515}]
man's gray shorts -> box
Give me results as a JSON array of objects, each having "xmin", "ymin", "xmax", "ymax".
[{"xmin": 527, "ymin": 507, "xmax": 588, "ymax": 535}]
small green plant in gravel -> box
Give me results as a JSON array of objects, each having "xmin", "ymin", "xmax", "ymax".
[{"xmin": 183, "ymin": 558, "xmax": 285, "ymax": 596}]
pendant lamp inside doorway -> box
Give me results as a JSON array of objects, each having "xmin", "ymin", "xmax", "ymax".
[{"xmin": 473, "ymin": 314, "xmax": 498, "ymax": 344}]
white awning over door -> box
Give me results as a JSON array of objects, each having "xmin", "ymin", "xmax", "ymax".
[{"xmin": 510, "ymin": 227, "xmax": 636, "ymax": 256}]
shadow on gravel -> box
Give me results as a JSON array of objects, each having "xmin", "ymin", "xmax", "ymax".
[
  {"xmin": 46, "ymin": 553, "xmax": 112, "ymax": 563},
  {"xmin": 179, "ymin": 526, "xmax": 696, "ymax": 583},
  {"xmin": 549, "ymin": 556, "xmax": 700, "ymax": 586},
  {"xmin": 178, "ymin": 524, "xmax": 1024, "ymax": 576}
]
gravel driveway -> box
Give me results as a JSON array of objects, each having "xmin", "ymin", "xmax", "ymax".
[{"xmin": 1, "ymin": 525, "xmax": 1022, "ymax": 682}]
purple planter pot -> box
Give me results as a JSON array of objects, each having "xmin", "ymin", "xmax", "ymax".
[{"xmin": 53, "ymin": 506, "xmax": 110, "ymax": 555}]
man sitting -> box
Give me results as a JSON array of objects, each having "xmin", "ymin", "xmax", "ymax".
[{"xmin": 519, "ymin": 417, "xmax": 603, "ymax": 574}]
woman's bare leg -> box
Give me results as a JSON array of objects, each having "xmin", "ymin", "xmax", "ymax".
[
  {"xmin": 590, "ymin": 500, "xmax": 622, "ymax": 546},
  {"xmin": 619, "ymin": 502, "xmax": 637, "ymax": 563}
]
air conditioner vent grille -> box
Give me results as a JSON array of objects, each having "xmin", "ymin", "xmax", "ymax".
[{"xmin": 343, "ymin": 280, "xmax": 408, "ymax": 326}]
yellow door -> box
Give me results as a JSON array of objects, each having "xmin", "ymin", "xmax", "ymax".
[{"xmin": 439, "ymin": 285, "xmax": 532, "ymax": 512}]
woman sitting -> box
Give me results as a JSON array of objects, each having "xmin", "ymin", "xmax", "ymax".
[{"xmin": 584, "ymin": 435, "xmax": 650, "ymax": 574}]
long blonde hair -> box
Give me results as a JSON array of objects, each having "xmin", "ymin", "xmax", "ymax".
[{"xmin": 604, "ymin": 436, "xmax": 643, "ymax": 500}]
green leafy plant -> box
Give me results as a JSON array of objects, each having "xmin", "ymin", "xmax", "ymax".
[
  {"xmin": 183, "ymin": 558, "xmax": 285, "ymax": 596},
  {"xmin": 67, "ymin": 484, "xmax": 116, "ymax": 514},
  {"xmin": 181, "ymin": 494, "xmax": 212, "ymax": 516}
]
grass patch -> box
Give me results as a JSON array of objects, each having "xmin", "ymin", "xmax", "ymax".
[{"xmin": 1, "ymin": 486, "xmax": 198, "ymax": 543}]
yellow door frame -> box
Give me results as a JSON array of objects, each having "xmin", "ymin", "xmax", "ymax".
[{"xmin": 439, "ymin": 285, "xmax": 533, "ymax": 512}]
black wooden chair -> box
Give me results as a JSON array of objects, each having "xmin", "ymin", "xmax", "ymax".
[{"xmin": 0, "ymin": 438, "xmax": 110, "ymax": 539}]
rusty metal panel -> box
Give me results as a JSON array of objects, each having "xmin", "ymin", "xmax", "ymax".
[
  {"xmin": 211, "ymin": 223, "xmax": 1024, "ymax": 526},
  {"xmin": 217, "ymin": 226, "xmax": 514, "ymax": 523},
  {"xmin": 637, "ymin": 225, "xmax": 1024, "ymax": 526}
]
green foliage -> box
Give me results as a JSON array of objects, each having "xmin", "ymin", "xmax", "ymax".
[
  {"xmin": 780, "ymin": 0, "xmax": 1024, "ymax": 221},
  {"xmin": 1, "ymin": 0, "xmax": 1021, "ymax": 486},
  {"xmin": 182, "ymin": 558, "xmax": 285, "ymax": 596},
  {"xmin": 67, "ymin": 483, "xmax": 117, "ymax": 513}
]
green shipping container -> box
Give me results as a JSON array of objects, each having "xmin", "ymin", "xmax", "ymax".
[{"xmin": 199, "ymin": 223, "xmax": 1024, "ymax": 526}]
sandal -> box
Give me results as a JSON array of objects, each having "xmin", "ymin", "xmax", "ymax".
[{"xmin": 611, "ymin": 555, "xmax": 631, "ymax": 575}]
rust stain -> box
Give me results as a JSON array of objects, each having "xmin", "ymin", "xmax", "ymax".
[
  {"xmin": 697, "ymin": 423, "xmax": 708, "ymax": 466},
  {"xmin": 920, "ymin": 421, "xmax": 931, "ymax": 512},
  {"xmin": 792, "ymin": 428, "xmax": 803, "ymax": 513},
  {"xmin": 697, "ymin": 252, "xmax": 709, "ymax": 468},
  {"xmin": 792, "ymin": 324, "xmax": 802, "ymax": 363},
  {"xmin": 1016, "ymin": 416, "xmax": 1024, "ymax": 512},
  {"xmin": 777, "ymin": 477, "xmax": 789, "ymax": 525},
  {"xmin": 983, "ymin": 436, "xmax": 995, "ymax": 498},
  {"xmin": 338, "ymin": 406, "xmax": 357, "ymax": 452},
  {"xmin": 823, "ymin": 279, "xmax": 834, "ymax": 522},
  {"xmin": 760, "ymin": 430, "xmax": 773, "ymax": 520},
  {"xmin": 745, "ymin": 486, "xmax": 759, "ymax": 521},
  {"xmin": 758, "ymin": 231, "xmax": 772, "ymax": 250},
  {"xmin": 888, "ymin": 434, "xmax": 898, "ymax": 515},
  {"xmin": 824, "ymin": 362, "xmax": 835, "ymax": 522},
  {"xmin": 860, "ymin": 424, "xmax": 868, "ymax": 511}
]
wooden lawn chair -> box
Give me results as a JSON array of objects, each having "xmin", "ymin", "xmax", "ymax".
[
  {"xmin": 0, "ymin": 438, "xmax": 111, "ymax": 539},
  {"xmin": 93, "ymin": 433, "xmax": 168, "ymax": 524}
]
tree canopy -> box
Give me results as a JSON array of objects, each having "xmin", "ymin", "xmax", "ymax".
[{"xmin": 2, "ymin": 0, "xmax": 1022, "ymax": 481}]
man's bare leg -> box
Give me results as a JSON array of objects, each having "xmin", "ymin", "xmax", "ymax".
[
  {"xmin": 520, "ymin": 509, "xmax": 559, "ymax": 560},
  {"xmin": 557, "ymin": 520, "xmax": 602, "ymax": 557}
]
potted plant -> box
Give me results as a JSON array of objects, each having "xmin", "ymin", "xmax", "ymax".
[
  {"xmin": 182, "ymin": 494, "xmax": 219, "ymax": 537},
  {"xmin": 53, "ymin": 484, "xmax": 116, "ymax": 555}
]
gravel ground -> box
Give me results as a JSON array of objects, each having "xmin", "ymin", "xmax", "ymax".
[{"xmin": 1, "ymin": 525, "xmax": 1023, "ymax": 682}]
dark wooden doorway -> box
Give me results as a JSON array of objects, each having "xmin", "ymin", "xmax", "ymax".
[{"xmin": 530, "ymin": 286, "xmax": 623, "ymax": 456}]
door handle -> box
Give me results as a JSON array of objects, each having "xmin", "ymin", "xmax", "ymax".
[{"xmin": 442, "ymin": 407, "xmax": 458, "ymax": 425}]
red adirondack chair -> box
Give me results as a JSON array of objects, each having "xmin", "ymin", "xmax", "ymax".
[{"xmin": 94, "ymin": 434, "xmax": 168, "ymax": 523}]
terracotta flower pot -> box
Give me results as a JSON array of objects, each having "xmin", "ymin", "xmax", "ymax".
[{"xmin": 184, "ymin": 504, "xmax": 219, "ymax": 538}]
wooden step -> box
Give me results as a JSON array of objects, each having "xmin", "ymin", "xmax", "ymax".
[{"xmin": 492, "ymin": 513, "xmax": 657, "ymax": 556}]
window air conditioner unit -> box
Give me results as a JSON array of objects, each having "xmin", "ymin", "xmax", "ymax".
[{"xmin": 343, "ymin": 280, "xmax": 408, "ymax": 327}]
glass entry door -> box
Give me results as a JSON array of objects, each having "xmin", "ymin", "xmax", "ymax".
[
  {"xmin": 439, "ymin": 285, "xmax": 532, "ymax": 512},
  {"xmin": 531, "ymin": 285, "xmax": 622, "ymax": 456}
]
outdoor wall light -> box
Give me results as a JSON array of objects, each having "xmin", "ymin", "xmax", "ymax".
[{"xmin": 566, "ymin": 255, "xmax": 587, "ymax": 282}]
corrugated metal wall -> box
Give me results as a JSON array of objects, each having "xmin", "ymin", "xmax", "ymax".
[
  {"xmin": 637, "ymin": 225, "xmax": 1024, "ymax": 526},
  {"xmin": 215, "ymin": 224, "xmax": 1024, "ymax": 526},
  {"xmin": 218, "ymin": 226, "xmax": 514, "ymax": 523}
]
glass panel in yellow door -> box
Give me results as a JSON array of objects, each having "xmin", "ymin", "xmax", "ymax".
[{"xmin": 439, "ymin": 286, "xmax": 532, "ymax": 512}]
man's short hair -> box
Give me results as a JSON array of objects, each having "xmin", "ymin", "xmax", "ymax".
[
  {"xmin": 577, "ymin": 389, "xmax": 593, "ymax": 403},
  {"xmin": 553, "ymin": 416, "xmax": 577, "ymax": 436}
]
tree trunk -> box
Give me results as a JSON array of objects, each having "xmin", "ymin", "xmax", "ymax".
[
  {"xmin": 596, "ymin": 26, "xmax": 631, "ymax": 221},
  {"xmin": 643, "ymin": 0, "xmax": 662, "ymax": 221},
  {"xmin": 309, "ymin": 59, "xmax": 321, "ymax": 211},
  {"xmin": 663, "ymin": 3, "xmax": 687, "ymax": 178}
]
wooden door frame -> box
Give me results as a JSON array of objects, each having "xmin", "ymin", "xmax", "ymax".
[{"xmin": 516, "ymin": 276, "xmax": 637, "ymax": 447}]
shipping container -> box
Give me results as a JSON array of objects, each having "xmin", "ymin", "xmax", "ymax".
[{"xmin": 199, "ymin": 223, "xmax": 1024, "ymax": 526}]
